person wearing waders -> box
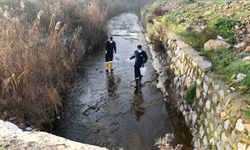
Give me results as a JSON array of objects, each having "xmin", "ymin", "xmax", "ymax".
[
  {"xmin": 105, "ymin": 36, "xmax": 116, "ymax": 73},
  {"xmin": 130, "ymin": 45, "xmax": 148, "ymax": 87}
]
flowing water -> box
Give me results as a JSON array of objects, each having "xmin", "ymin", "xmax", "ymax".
[{"xmin": 53, "ymin": 13, "xmax": 192, "ymax": 150}]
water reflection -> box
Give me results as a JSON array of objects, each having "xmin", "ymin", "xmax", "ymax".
[
  {"xmin": 132, "ymin": 88, "xmax": 145, "ymax": 121},
  {"xmin": 106, "ymin": 72, "xmax": 118, "ymax": 97}
]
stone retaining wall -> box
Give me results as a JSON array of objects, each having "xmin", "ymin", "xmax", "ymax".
[
  {"xmin": 0, "ymin": 120, "xmax": 107, "ymax": 150},
  {"xmin": 146, "ymin": 21, "xmax": 250, "ymax": 150}
]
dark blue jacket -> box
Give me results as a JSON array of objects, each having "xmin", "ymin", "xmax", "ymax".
[
  {"xmin": 106, "ymin": 40, "xmax": 116, "ymax": 54},
  {"xmin": 130, "ymin": 50, "xmax": 148, "ymax": 67}
]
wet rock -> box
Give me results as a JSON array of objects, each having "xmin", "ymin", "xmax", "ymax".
[{"xmin": 204, "ymin": 39, "xmax": 231, "ymax": 50}]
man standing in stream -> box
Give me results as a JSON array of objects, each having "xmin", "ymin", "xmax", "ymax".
[
  {"xmin": 105, "ymin": 36, "xmax": 117, "ymax": 73},
  {"xmin": 130, "ymin": 45, "xmax": 148, "ymax": 87}
]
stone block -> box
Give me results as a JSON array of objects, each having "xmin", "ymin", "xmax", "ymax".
[
  {"xmin": 216, "ymin": 104, "xmax": 222, "ymax": 114},
  {"xmin": 231, "ymin": 130, "xmax": 237, "ymax": 142},
  {"xmin": 205, "ymin": 100, "xmax": 211, "ymax": 110},
  {"xmin": 203, "ymin": 136, "xmax": 208, "ymax": 147},
  {"xmin": 238, "ymin": 142, "xmax": 247, "ymax": 150},
  {"xmin": 236, "ymin": 119, "xmax": 245, "ymax": 132},
  {"xmin": 192, "ymin": 111, "xmax": 197, "ymax": 127},
  {"xmin": 204, "ymin": 75, "xmax": 212, "ymax": 84},
  {"xmin": 226, "ymin": 143, "xmax": 231, "ymax": 150},
  {"xmin": 199, "ymin": 126, "xmax": 205, "ymax": 137},
  {"xmin": 217, "ymin": 125, "xmax": 223, "ymax": 135},
  {"xmin": 224, "ymin": 120, "xmax": 231, "ymax": 130},
  {"xmin": 196, "ymin": 88, "xmax": 202, "ymax": 99},
  {"xmin": 221, "ymin": 132, "xmax": 228, "ymax": 142},
  {"xmin": 203, "ymin": 82, "xmax": 209, "ymax": 94},
  {"xmin": 216, "ymin": 141, "xmax": 223, "ymax": 150}
]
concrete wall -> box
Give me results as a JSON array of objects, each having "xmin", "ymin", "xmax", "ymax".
[{"xmin": 146, "ymin": 21, "xmax": 250, "ymax": 150}]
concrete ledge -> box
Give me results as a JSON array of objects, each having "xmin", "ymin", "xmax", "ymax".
[{"xmin": 0, "ymin": 120, "xmax": 108, "ymax": 150}]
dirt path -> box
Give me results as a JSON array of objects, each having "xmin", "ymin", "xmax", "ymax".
[{"xmin": 53, "ymin": 13, "xmax": 175, "ymax": 150}]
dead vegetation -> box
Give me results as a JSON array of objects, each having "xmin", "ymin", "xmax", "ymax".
[{"xmin": 0, "ymin": 0, "xmax": 107, "ymax": 128}]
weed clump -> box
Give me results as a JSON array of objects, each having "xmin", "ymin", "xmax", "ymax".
[{"xmin": 184, "ymin": 83, "xmax": 196, "ymax": 105}]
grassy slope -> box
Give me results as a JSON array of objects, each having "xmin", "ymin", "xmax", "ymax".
[{"xmin": 144, "ymin": 0, "xmax": 250, "ymax": 114}]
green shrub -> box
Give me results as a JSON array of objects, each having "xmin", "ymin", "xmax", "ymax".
[
  {"xmin": 209, "ymin": 17, "xmax": 238, "ymax": 41},
  {"xmin": 184, "ymin": 83, "xmax": 196, "ymax": 105},
  {"xmin": 204, "ymin": 48, "xmax": 236, "ymax": 72},
  {"xmin": 180, "ymin": 30, "xmax": 216, "ymax": 49},
  {"xmin": 243, "ymin": 76, "xmax": 250, "ymax": 87},
  {"xmin": 224, "ymin": 61, "xmax": 250, "ymax": 75}
]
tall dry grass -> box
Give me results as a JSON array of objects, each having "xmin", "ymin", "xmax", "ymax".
[{"xmin": 0, "ymin": 0, "xmax": 107, "ymax": 128}]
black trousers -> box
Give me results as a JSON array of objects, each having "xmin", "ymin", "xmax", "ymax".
[
  {"xmin": 134, "ymin": 66, "xmax": 142, "ymax": 79},
  {"xmin": 105, "ymin": 53, "xmax": 113, "ymax": 62}
]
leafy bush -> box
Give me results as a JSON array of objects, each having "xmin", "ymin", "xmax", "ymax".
[
  {"xmin": 184, "ymin": 83, "xmax": 196, "ymax": 105},
  {"xmin": 209, "ymin": 17, "xmax": 238, "ymax": 41}
]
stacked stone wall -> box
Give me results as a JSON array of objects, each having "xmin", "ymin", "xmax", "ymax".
[{"xmin": 147, "ymin": 21, "xmax": 250, "ymax": 150}]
